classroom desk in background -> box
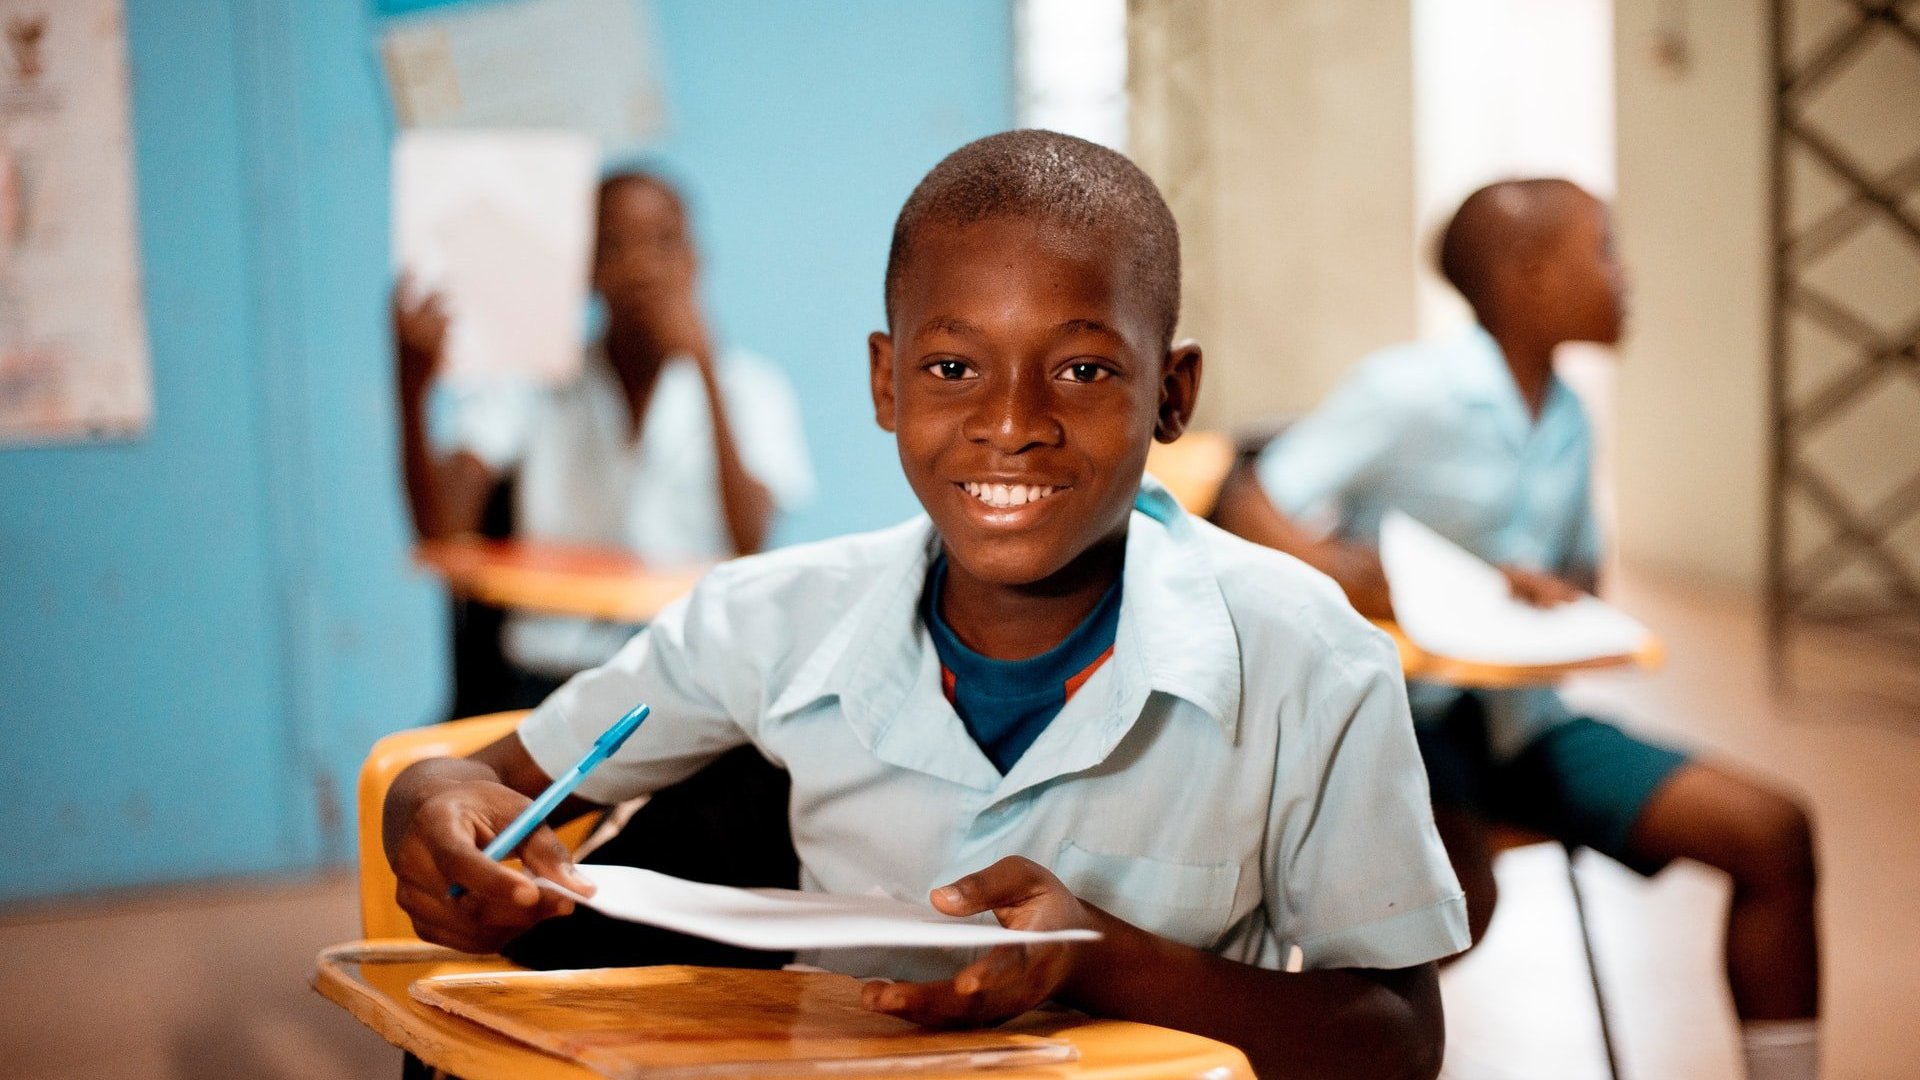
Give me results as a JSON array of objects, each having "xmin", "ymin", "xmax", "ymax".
[
  {"xmin": 416, "ymin": 537, "xmax": 712, "ymax": 625},
  {"xmin": 316, "ymin": 941, "xmax": 1254, "ymax": 1080},
  {"xmin": 1375, "ymin": 620, "xmax": 1664, "ymax": 689}
]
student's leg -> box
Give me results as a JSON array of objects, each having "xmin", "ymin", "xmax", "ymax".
[
  {"xmin": 1432, "ymin": 807, "xmax": 1499, "ymax": 949},
  {"xmin": 1620, "ymin": 762, "xmax": 1819, "ymax": 1020},
  {"xmin": 1495, "ymin": 718, "xmax": 1820, "ymax": 1079},
  {"xmin": 1414, "ymin": 696, "xmax": 1502, "ymax": 951}
]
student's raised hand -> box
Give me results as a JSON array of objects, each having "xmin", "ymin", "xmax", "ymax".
[
  {"xmin": 861, "ymin": 856, "xmax": 1092, "ymax": 1029},
  {"xmin": 392, "ymin": 277, "xmax": 450, "ymax": 402},
  {"xmin": 639, "ymin": 284, "xmax": 713, "ymax": 366},
  {"xmin": 1499, "ymin": 565, "xmax": 1584, "ymax": 608},
  {"xmin": 386, "ymin": 778, "xmax": 594, "ymax": 954}
]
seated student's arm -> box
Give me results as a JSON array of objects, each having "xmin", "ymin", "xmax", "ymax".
[
  {"xmin": 870, "ymin": 624, "xmax": 1463, "ymax": 1080},
  {"xmin": 383, "ymin": 576, "xmax": 757, "ymax": 952},
  {"xmin": 866, "ymin": 859, "xmax": 1442, "ymax": 1080},
  {"xmin": 393, "ymin": 282, "xmax": 505, "ymax": 540},
  {"xmin": 644, "ymin": 287, "xmax": 777, "ymax": 554},
  {"xmin": 1214, "ymin": 462, "xmax": 1395, "ymax": 620}
]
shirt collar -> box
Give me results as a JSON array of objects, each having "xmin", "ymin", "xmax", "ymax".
[
  {"xmin": 766, "ymin": 474, "xmax": 1245, "ymax": 778},
  {"xmin": 1455, "ymin": 325, "xmax": 1575, "ymax": 449}
]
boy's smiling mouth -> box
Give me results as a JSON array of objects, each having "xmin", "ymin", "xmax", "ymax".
[{"xmin": 959, "ymin": 481, "xmax": 1066, "ymax": 510}]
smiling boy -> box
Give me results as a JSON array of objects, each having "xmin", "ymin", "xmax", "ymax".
[{"xmin": 385, "ymin": 131, "xmax": 1468, "ymax": 1079}]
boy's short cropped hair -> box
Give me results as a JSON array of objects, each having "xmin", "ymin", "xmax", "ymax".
[
  {"xmin": 1434, "ymin": 177, "xmax": 1586, "ymax": 306},
  {"xmin": 883, "ymin": 129, "xmax": 1183, "ymax": 348}
]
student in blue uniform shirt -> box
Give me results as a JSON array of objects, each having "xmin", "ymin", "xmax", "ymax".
[
  {"xmin": 395, "ymin": 171, "xmax": 814, "ymax": 683},
  {"xmin": 384, "ymin": 131, "xmax": 1469, "ymax": 1079},
  {"xmin": 1214, "ymin": 179, "xmax": 1822, "ymax": 1080}
]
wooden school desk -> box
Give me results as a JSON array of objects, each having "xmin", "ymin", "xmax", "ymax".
[
  {"xmin": 416, "ymin": 537, "xmax": 710, "ymax": 625},
  {"xmin": 316, "ymin": 942, "xmax": 1252, "ymax": 1080},
  {"xmin": 332, "ymin": 717, "xmax": 1252, "ymax": 1079}
]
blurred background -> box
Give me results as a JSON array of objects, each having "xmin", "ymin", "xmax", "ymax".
[{"xmin": 1, "ymin": 1, "xmax": 1915, "ymax": 1078}]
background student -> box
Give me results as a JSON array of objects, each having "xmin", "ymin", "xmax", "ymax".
[
  {"xmin": 384, "ymin": 130, "xmax": 1470, "ymax": 1080},
  {"xmin": 395, "ymin": 171, "xmax": 814, "ymax": 693},
  {"xmin": 1213, "ymin": 178, "xmax": 1822, "ymax": 1080}
]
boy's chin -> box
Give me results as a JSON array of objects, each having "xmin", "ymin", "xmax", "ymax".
[{"xmin": 939, "ymin": 536, "xmax": 1110, "ymax": 593}]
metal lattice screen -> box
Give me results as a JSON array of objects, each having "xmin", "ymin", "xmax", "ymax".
[{"xmin": 1768, "ymin": 0, "xmax": 1920, "ymax": 659}]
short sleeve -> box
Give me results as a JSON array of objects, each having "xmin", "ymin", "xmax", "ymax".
[
  {"xmin": 1254, "ymin": 368, "xmax": 1411, "ymax": 530},
  {"xmin": 1266, "ymin": 631, "xmax": 1470, "ymax": 970},
  {"xmin": 719, "ymin": 353, "xmax": 815, "ymax": 510},
  {"xmin": 433, "ymin": 379, "xmax": 542, "ymax": 473},
  {"xmin": 516, "ymin": 570, "xmax": 755, "ymax": 804}
]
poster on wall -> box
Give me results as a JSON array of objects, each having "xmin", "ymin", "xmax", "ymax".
[
  {"xmin": 380, "ymin": 0, "xmax": 667, "ymax": 150},
  {"xmin": 0, "ymin": 0, "xmax": 151, "ymax": 446}
]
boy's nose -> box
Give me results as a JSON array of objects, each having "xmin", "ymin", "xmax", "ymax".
[{"xmin": 966, "ymin": 371, "xmax": 1063, "ymax": 454}]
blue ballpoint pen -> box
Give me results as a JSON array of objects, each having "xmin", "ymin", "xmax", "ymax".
[{"xmin": 448, "ymin": 702, "xmax": 651, "ymax": 899}]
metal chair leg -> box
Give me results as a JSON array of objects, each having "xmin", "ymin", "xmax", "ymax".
[{"xmin": 1565, "ymin": 844, "xmax": 1624, "ymax": 1080}]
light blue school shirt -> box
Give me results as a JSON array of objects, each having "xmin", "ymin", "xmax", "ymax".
[
  {"xmin": 520, "ymin": 477, "xmax": 1468, "ymax": 982},
  {"xmin": 1255, "ymin": 326, "xmax": 1601, "ymax": 760}
]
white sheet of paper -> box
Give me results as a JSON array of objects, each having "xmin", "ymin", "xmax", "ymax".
[
  {"xmin": 1380, "ymin": 510, "xmax": 1650, "ymax": 666},
  {"xmin": 539, "ymin": 865, "xmax": 1103, "ymax": 952},
  {"xmin": 392, "ymin": 129, "xmax": 597, "ymax": 385}
]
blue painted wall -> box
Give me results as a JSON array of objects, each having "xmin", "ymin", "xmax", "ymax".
[
  {"xmin": 640, "ymin": 1, "xmax": 1015, "ymax": 543},
  {"xmin": 0, "ymin": 1, "xmax": 1013, "ymax": 901}
]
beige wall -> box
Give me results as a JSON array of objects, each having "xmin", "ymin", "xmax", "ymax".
[
  {"xmin": 1610, "ymin": 1, "xmax": 1774, "ymax": 589},
  {"xmin": 1130, "ymin": 0, "xmax": 1419, "ymax": 431}
]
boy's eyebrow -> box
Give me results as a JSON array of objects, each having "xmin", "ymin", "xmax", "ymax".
[
  {"xmin": 913, "ymin": 317, "xmax": 1127, "ymax": 342},
  {"xmin": 917, "ymin": 316, "xmax": 982, "ymax": 339},
  {"xmin": 1053, "ymin": 318, "xmax": 1124, "ymax": 341}
]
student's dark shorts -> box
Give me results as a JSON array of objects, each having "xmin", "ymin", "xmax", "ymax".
[{"xmin": 1416, "ymin": 693, "xmax": 1691, "ymax": 876}]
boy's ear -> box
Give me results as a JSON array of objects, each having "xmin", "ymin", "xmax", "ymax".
[
  {"xmin": 1153, "ymin": 340, "xmax": 1203, "ymax": 444},
  {"xmin": 869, "ymin": 331, "xmax": 898, "ymax": 433}
]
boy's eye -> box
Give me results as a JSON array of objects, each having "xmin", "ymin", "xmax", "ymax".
[
  {"xmin": 1060, "ymin": 361, "xmax": 1111, "ymax": 384},
  {"xmin": 925, "ymin": 358, "xmax": 976, "ymax": 381}
]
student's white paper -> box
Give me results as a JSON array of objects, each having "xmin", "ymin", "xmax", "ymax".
[
  {"xmin": 1380, "ymin": 510, "xmax": 1650, "ymax": 666},
  {"xmin": 538, "ymin": 865, "xmax": 1103, "ymax": 952},
  {"xmin": 392, "ymin": 129, "xmax": 597, "ymax": 385}
]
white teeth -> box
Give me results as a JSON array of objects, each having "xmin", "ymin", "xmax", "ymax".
[{"xmin": 963, "ymin": 481, "xmax": 1059, "ymax": 509}]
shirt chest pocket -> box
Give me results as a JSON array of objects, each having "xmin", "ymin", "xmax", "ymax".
[{"xmin": 1053, "ymin": 841, "xmax": 1241, "ymax": 950}]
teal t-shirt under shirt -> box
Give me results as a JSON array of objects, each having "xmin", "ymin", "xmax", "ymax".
[{"xmin": 922, "ymin": 556, "xmax": 1123, "ymax": 773}]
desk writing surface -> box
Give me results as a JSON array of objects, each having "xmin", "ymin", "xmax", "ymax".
[
  {"xmin": 416, "ymin": 538, "xmax": 709, "ymax": 624},
  {"xmin": 1374, "ymin": 619, "xmax": 1664, "ymax": 689},
  {"xmin": 315, "ymin": 940, "xmax": 1251, "ymax": 1080},
  {"xmin": 413, "ymin": 965, "xmax": 1075, "ymax": 1077}
]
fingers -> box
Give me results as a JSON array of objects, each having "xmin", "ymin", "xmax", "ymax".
[
  {"xmin": 395, "ymin": 878, "xmax": 562, "ymax": 955},
  {"xmin": 931, "ymin": 855, "xmax": 1053, "ymax": 918},
  {"xmin": 1502, "ymin": 567, "xmax": 1579, "ymax": 608},
  {"xmin": 861, "ymin": 944, "xmax": 1064, "ymax": 1028},
  {"xmin": 431, "ymin": 837, "xmax": 544, "ymax": 908},
  {"xmin": 518, "ymin": 825, "xmax": 595, "ymax": 895}
]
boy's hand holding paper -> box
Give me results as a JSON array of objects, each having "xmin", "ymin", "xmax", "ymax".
[
  {"xmin": 862, "ymin": 855, "xmax": 1095, "ymax": 1029},
  {"xmin": 1380, "ymin": 510, "xmax": 1650, "ymax": 666}
]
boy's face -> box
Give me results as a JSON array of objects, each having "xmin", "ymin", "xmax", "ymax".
[
  {"xmin": 1540, "ymin": 196, "xmax": 1628, "ymax": 346},
  {"xmin": 593, "ymin": 181, "xmax": 696, "ymax": 321},
  {"xmin": 870, "ymin": 216, "xmax": 1199, "ymax": 590}
]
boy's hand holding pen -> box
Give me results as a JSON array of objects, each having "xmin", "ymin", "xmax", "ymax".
[
  {"xmin": 383, "ymin": 704, "xmax": 646, "ymax": 954},
  {"xmin": 386, "ymin": 777, "xmax": 588, "ymax": 954}
]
